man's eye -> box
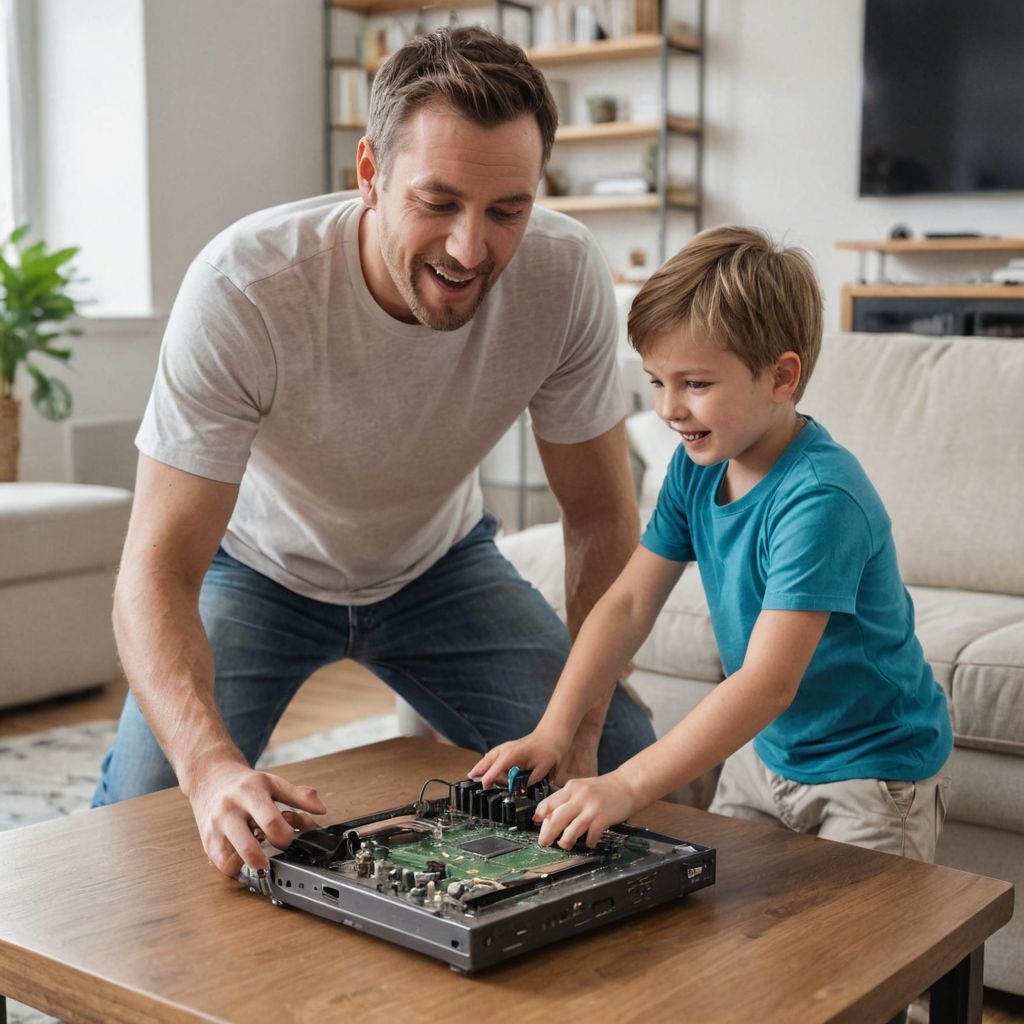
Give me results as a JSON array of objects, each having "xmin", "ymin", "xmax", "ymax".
[
  {"xmin": 491, "ymin": 208, "xmax": 524, "ymax": 222},
  {"xmin": 422, "ymin": 201, "xmax": 454, "ymax": 213}
]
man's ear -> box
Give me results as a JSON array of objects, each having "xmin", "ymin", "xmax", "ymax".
[
  {"xmin": 356, "ymin": 137, "xmax": 380, "ymax": 207},
  {"xmin": 773, "ymin": 351, "xmax": 802, "ymax": 401}
]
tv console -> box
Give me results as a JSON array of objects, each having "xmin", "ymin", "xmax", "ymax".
[{"xmin": 836, "ymin": 239, "xmax": 1024, "ymax": 337}]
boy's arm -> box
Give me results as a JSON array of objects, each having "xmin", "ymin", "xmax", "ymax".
[
  {"xmin": 534, "ymin": 421, "xmax": 640, "ymax": 777},
  {"xmin": 534, "ymin": 607, "xmax": 830, "ymax": 849},
  {"xmin": 470, "ymin": 545, "xmax": 685, "ymax": 787}
]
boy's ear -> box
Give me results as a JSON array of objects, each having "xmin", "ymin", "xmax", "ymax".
[
  {"xmin": 356, "ymin": 138, "xmax": 380, "ymax": 207},
  {"xmin": 772, "ymin": 351, "xmax": 802, "ymax": 401}
]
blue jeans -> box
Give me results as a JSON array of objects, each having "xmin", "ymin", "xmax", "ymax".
[{"xmin": 93, "ymin": 514, "xmax": 655, "ymax": 805}]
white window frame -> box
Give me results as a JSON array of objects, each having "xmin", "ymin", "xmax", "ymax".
[{"xmin": 1, "ymin": 0, "xmax": 38, "ymax": 235}]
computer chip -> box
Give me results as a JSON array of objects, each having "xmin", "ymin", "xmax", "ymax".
[{"xmin": 459, "ymin": 835, "xmax": 526, "ymax": 860}]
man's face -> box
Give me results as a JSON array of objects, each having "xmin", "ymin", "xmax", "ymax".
[{"xmin": 358, "ymin": 104, "xmax": 543, "ymax": 331}]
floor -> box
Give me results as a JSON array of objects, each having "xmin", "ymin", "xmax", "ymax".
[{"xmin": 1, "ymin": 665, "xmax": 1021, "ymax": 1022}]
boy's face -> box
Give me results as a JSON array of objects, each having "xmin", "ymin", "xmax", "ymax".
[
  {"xmin": 642, "ymin": 323, "xmax": 800, "ymax": 482},
  {"xmin": 356, "ymin": 104, "xmax": 542, "ymax": 331}
]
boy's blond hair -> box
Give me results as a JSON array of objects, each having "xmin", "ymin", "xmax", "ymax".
[{"xmin": 628, "ymin": 226, "xmax": 823, "ymax": 401}]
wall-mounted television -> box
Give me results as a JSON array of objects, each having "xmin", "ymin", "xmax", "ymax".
[{"xmin": 859, "ymin": 0, "xmax": 1024, "ymax": 197}]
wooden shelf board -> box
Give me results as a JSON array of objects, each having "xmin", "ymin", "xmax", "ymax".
[
  {"xmin": 537, "ymin": 193, "xmax": 697, "ymax": 214},
  {"xmin": 527, "ymin": 31, "xmax": 699, "ymax": 67},
  {"xmin": 843, "ymin": 283, "xmax": 1024, "ymax": 299},
  {"xmin": 555, "ymin": 115, "xmax": 699, "ymax": 143},
  {"xmin": 330, "ymin": 0, "xmax": 485, "ymax": 13},
  {"xmin": 837, "ymin": 238, "xmax": 1024, "ymax": 254}
]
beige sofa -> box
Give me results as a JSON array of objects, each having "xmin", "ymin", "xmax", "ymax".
[
  {"xmin": 497, "ymin": 331, "xmax": 1024, "ymax": 995},
  {"xmin": 0, "ymin": 483, "xmax": 132, "ymax": 709}
]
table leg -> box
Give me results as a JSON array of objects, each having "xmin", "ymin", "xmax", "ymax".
[
  {"xmin": 1, "ymin": 994, "xmax": 6, "ymax": 1024},
  {"xmin": 929, "ymin": 945, "xmax": 984, "ymax": 1024}
]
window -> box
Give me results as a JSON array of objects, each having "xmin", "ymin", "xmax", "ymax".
[{"xmin": 0, "ymin": 0, "xmax": 32, "ymax": 237}]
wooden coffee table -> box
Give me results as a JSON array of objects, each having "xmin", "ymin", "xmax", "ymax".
[{"xmin": 0, "ymin": 738, "xmax": 1013, "ymax": 1023}]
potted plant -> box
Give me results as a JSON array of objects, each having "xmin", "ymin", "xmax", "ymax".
[{"xmin": 0, "ymin": 225, "xmax": 82, "ymax": 481}]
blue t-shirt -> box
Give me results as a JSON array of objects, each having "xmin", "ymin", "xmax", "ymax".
[{"xmin": 641, "ymin": 417, "xmax": 952, "ymax": 784}]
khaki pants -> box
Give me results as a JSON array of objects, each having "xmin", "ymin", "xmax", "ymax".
[{"xmin": 709, "ymin": 741, "xmax": 952, "ymax": 862}]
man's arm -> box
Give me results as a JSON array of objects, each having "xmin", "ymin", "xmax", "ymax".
[
  {"xmin": 535, "ymin": 418, "xmax": 641, "ymax": 770},
  {"xmin": 114, "ymin": 454, "xmax": 325, "ymax": 877}
]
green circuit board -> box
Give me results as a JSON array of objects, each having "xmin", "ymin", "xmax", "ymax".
[{"xmin": 376, "ymin": 816, "xmax": 651, "ymax": 885}]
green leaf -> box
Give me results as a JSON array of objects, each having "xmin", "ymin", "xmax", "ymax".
[
  {"xmin": 26, "ymin": 364, "xmax": 73, "ymax": 421},
  {"xmin": 0, "ymin": 229, "xmax": 84, "ymax": 419}
]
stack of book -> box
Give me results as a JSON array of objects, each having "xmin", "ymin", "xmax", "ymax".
[
  {"xmin": 993, "ymin": 258, "xmax": 1024, "ymax": 285},
  {"xmin": 332, "ymin": 68, "xmax": 369, "ymax": 127}
]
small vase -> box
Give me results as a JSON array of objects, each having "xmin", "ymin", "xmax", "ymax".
[{"xmin": 0, "ymin": 395, "xmax": 21, "ymax": 482}]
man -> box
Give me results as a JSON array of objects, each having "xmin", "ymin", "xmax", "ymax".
[{"xmin": 93, "ymin": 26, "xmax": 655, "ymax": 878}]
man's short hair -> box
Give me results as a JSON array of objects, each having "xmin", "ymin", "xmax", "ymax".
[
  {"xmin": 627, "ymin": 226, "xmax": 824, "ymax": 401},
  {"xmin": 366, "ymin": 25, "xmax": 557, "ymax": 178}
]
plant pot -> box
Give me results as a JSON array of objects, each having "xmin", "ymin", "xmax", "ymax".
[{"xmin": 0, "ymin": 396, "xmax": 21, "ymax": 482}]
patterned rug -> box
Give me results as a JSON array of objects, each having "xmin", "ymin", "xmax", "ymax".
[{"xmin": 0, "ymin": 713, "xmax": 400, "ymax": 1022}]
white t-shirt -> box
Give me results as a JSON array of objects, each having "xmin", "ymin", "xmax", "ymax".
[{"xmin": 137, "ymin": 194, "xmax": 624, "ymax": 604}]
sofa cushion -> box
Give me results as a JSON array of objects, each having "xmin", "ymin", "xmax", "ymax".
[
  {"xmin": 800, "ymin": 332, "xmax": 1024, "ymax": 597},
  {"xmin": 634, "ymin": 565, "xmax": 723, "ymax": 683},
  {"xmin": 0, "ymin": 483, "xmax": 132, "ymax": 586}
]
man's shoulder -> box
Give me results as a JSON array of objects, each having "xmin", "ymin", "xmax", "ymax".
[
  {"xmin": 198, "ymin": 193, "xmax": 359, "ymax": 292},
  {"xmin": 516, "ymin": 204, "xmax": 600, "ymax": 265}
]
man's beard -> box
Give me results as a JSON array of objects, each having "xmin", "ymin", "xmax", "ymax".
[{"xmin": 378, "ymin": 216, "xmax": 495, "ymax": 332}]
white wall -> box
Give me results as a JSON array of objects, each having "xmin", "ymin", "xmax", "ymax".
[
  {"xmin": 21, "ymin": 1, "xmax": 1024, "ymax": 479},
  {"xmin": 700, "ymin": 0, "xmax": 1024, "ymax": 331},
  {"xmin": 20, "ymin": 0, "xmax": 324, "ymax": 481},
  {"xmin": 144, "ymin": 0, "xmax": 324, "ymax": 312},
  {"xmin": 570, "ymin": 0, "xmax": 1024, "ymax": 331}
]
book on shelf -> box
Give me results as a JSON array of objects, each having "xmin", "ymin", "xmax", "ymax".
[
  {"xmin": 332, "ymin": 67, "xmax": 369, "ymax": 126},
  {"xmin": 593, "ymin": 175, "xmax": 649, "ymax": 196},
  {"xmin": 533, "ymin": 0, "xmax": 656, "ymax": 48}
]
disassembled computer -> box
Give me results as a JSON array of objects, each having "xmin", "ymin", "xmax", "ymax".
[{"xmin": 243, "ymin": 771, "xmax": 716, "ymax": 972}]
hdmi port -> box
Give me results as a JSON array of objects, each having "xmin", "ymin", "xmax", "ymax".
[{"xmin": 322, "ymin": 885, "xmax": 340, "ymax": 900}]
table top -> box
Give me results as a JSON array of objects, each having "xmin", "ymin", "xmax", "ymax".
[{"xmin": 0, "ymin": 738, "xmax": 1013, "ymax": 1024}]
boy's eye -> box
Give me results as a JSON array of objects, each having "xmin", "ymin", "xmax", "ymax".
[
  {"xmin": 647, "ymin": 378, "xmax": 663, "ymax": 389},
  {"xmin": 687, "ymin": 381, "xmax": 711, "ymax": 391}
]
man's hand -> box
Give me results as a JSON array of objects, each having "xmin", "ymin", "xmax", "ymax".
[
  {"xmin": 534, "ymin": 770, "xmax": 641, "ymax": 850},
  {"xmin": 186, "ymin": 759, "xmax": 327, "ymax": 876},
  {"xmin": 468, "ymin": 729, "xmax": 568, "ymax": 790}
]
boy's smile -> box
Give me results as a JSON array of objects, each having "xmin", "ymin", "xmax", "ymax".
[
  {"xmin": 357, "ymin": 104, "xmax": 542, "ymax": 331},
  {"xmin": 642, "ymin": 323, "xmax": 802, "ymax": 501}
]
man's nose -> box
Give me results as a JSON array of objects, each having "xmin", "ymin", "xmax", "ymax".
[{"xmin": 446, "ymin": 214, "xmax": 487, "ymax": 270}]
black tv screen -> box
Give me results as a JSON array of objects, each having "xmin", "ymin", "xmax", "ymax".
[{"xmin": 860, "ymin": 0, "xmax": 1024, "ymax": 197}]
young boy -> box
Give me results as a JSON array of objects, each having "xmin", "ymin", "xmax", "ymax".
[{"xmin": 471, "ymin": 225, "xmax": 953, "ymax": 862}]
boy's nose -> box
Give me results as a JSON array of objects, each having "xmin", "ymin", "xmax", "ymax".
[{"xmin": 657, "ymin": 389, "xmax": 687, "ymax": 423}]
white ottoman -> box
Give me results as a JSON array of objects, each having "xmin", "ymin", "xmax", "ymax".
[{"xmin": 0, "ymin": 482, "xmax": 133, "ymax": 710}]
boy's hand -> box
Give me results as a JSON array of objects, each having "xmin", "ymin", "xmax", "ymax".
[
  {"xmin": 534, "ymin": 770, "xmax": 641, "ymax": 850},
  {"xmin": 468, "ymin": 729, "xmax": 567, "ymax": 789}
]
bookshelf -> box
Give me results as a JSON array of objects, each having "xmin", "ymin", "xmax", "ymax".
[{"xmin": 526, "ymin": 5, "xmax": 706, "ymax": 266}]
